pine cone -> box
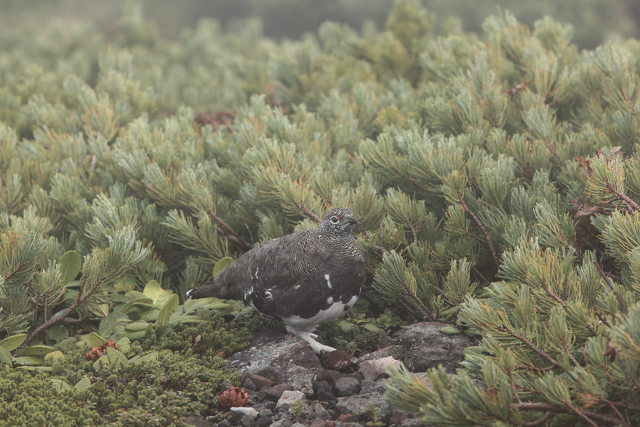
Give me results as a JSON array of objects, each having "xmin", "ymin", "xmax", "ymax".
[{"xmin": 217, "ymin": 386, "xmax": 249, "ymax": 409}]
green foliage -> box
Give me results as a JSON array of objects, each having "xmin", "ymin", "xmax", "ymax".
[
  {"xmin": 0, "ymin": 345, "xmax": 239, "ymax": 427},
  {"xmin": 1, "ymin": 0, "xmax": 640, "ymax": 424}
]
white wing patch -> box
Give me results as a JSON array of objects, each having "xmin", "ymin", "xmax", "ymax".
[
  {"xmin": 282, "ymin": 294, "xmax": 359, "ymax": 332},
  {"xmin": 326, "ymin": 296, "xmax": 333, "ymax": 305},
  {"xmin": 323, "ymin": 274, "xmax": 333, "ymax": 289}
]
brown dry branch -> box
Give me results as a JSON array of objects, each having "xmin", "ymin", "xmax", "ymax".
[{"xmin": 458, "ymin": 195, "xmax": 500, "ymax": 271}]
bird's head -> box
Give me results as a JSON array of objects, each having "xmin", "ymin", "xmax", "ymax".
[{"xmin": 318, "ymin": 207, "xmax": 359, "ymax": 236}]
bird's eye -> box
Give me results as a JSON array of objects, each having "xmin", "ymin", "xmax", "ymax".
[{"xmin": 330, "ymin": 216, "xmax": 340, "ymax": 224}]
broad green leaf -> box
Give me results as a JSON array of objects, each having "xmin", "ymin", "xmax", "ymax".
[
  {"xmin": 44, "ymin": 351, "xmax": 65, "ymax": 365},
  {"xmin": 50, "ymin": 378, "xmax": 72, "ymax": 392},
  {"xmin": 140, "ymin": 308, "xmax": 160, "ymax": 322},
  {"xmin": 439, "ymin": 325, "xmax": 462, "ymax": 335},
  {"xmin": 107, "ymin": 347, "xmax": 128, "ymax": 368},
  {"xmin": 13, "ymin": 356, "xmax": 43, "ymax": 366},
  {"xmin": 16, "ymin": 366, "xmax": 52, "ymax": 372},
  {"xmin": 114, "ymin": 277, "xmax": 136, "ymax": 293},
  {"xmin": 75, "ymin": 377, "xmax": 92, "ymax": 391},
  {"xmin": 213, "ymin": 257, "xmax": 234, "ymax": 279},
  {"xmin": 46, "ymin": 325, "xmax": 69, "ymax": 343},
  {"xmin": 80, "ymin": 332, "xmax": 107, "ymax": 347},
  {"xmin": 124, "ymin": 290, "xmax": 147, "ymax": 302},
  {"xmin": 143, "ymin": 280, "xmax": 171, "ymax": 304},
  {"xmin": 59, "ymin": 250, "xmax": 82, "ymax": 284},
  {"xmin": 99, "ymin": 311, "xmax": 129, "ymax": 337},
  {"xmin": 0, "ymin": 334, "xmax": 27, "ymax": 351},
  {"xmin": 121, "ymin": 297, "xmax": 155, "ymax": 314},
  {"xmin": 64, "ymin": 280, "xmax": 81, "ymax": 288},
  {"xmin": 0, "ymin": 345, "xmax": 12, "ymax": 364},
  {"xmin": 168, "ymin": 314, "xmax": 207, "ymax": 324},
  {"xmin": 17, "ymin": 345, "xmax": 57, "ymax": 356},
  {"xmin": 89, "ymin": 303, "xmax": 110, "ymax": 317},
  {"xmin": 157, "ymin": 294, "xmax": 179, "ymax": 327},
  {"xmin": 129, "ymin": 351, "xmax": 158, "ymax": 365},
  {"xmin": 125, "ymin": 320, "xmax": 150, "ymax": 332},
  {"xmin": 116, "ymin": 337, "xmax": 132, "ymax": 355},
  {"xmin": 120, "ymin": 330, "xmax": 147, "ymax": 340}
]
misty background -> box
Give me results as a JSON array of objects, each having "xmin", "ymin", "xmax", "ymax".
[{"xmin": 1, "ymin": 0, "xmax": 639, "ymax": 49}]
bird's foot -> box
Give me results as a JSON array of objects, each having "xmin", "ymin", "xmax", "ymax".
[{"xmin": 294, "ymin": 331, "xmax": 336, "ymax": 354}]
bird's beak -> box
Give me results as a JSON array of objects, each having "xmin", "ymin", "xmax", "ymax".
[{"xmin": 347, "ymin": 217, "xmax": 359, "ymax": 225}]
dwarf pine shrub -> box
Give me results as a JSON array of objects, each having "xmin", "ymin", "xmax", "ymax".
[{"xmin": 1, "ymin": 0, "xmax": 639, "ymax": 424}]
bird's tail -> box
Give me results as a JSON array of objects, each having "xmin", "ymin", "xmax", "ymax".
[
  {"xmin": 186, "ymin": 277, "xmax": 243, "ymax": 300},
  {"xmin": 186, "ymin": 281, "xmax": 221, "ymax": 299}
]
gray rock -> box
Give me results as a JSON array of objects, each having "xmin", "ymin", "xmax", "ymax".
[
  {"xmin": 334, "ymin": 376, "xmax": 361, "ymax": 397},
  {"xmin": 358, "ymin": 356, "xmax": 401, "ymax": 381},
  {"xmin": 261, "ymin": 383, "xmax": 294, "ymax": 401},
  {"xmin": 291, "ymin": 424, "xmax": 307, "ymax": 427},
  {"xmin": 229, "ymin": 336, "xmax": 321, "ymax": 396},
  {"xmin": 243, "ymin": 372, "xmax": 277, "ymax": 390},
  {"xmin": 394, "ymin": 322, "xmax": 473, "ymax": 372},
  {"xmin": 357, "ymin": 345, "xmax": 402, "ymax": 364},
  {"xmin": 308, "ymin": 402, "xmax": 331, "ymax": 420},
  {"xmin": 230, "ymin": 407, "xmax": 259, "ymax": 419},
  {"xmin": 185, "ymin": 416, "xmax": 214, "ymax": 427},
  {"xmin": 335, "ymin": 392, "xmax": 393, "ymax": 422},
  {"xmin": 215, "ymin": 420, "xmax": 231, "ymax": 427},
  {"xmin": 276, "ymin": 390, "xmax": 306, "ymax": 409},
  {"xmin": 358, "ymin": 378, "xmax": 387, "ymax": 394}
]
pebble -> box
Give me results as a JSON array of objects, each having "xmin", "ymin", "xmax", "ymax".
[
  {"xmin": 275, "ymin": 390, "xmax": 306, "ymax": 409},
  {"xmin": 334, "ymin": 377, "xmax": 361, "ymax": 397}
]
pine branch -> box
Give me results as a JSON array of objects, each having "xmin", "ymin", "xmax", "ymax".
[
  {"xmin": 293, "ymin": 202, "xmax": 321, "ymax": 223},
  {"xmin": 512, "ymin": 402, "xmax": 621, "ymax": 425},
  {"xmin": 607, "ymin": 184, "xmax": 640, "ymax": 213},
  {"xmin": 23, "ymin": 276, "xmax": 104, "ymax": 346},
  {"xmin": 540, "ymin": 280, "xmax": 565, "ymax": 305},
  {"xmin": 400, "ymin": 281, "xmax": 435, "ymax": 321},
  {"xmin": 207, "ymin": 210, "xmax": 254, "ymax": 250},
  {"xmin": 521, "ymin": 412, "xmax": 554, "ymax": 426},
  {"xmin": 496, "ymin": 326, "xmax": 560, "ymax": 367},
  {"xmin": 458, "ymin": 195, "xmax": 500, "ymax": 270},
  {"xmin": 595, "ymin": 260, "xmax": 628, "ymax": 314},
  {"xmin": 2, "ymin": 261, "xmax": 27, "ymax": 283}
]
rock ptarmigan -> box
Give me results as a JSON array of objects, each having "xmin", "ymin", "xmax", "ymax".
[{"xmin": 187, "ymin": 207, "xmax": 365, "ymax": 353}]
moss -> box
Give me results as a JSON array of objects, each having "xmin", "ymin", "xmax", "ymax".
[
  {"xmin": 1, "ymin": 348, "xmax": 240, "ymax": 426},
  {"xmin": 0, "ymin": 366, "xmax": 101, "ymax": 427},
  {"xmin": 141, "ymin": 312, "xmax": 257, "ymax": 356}
]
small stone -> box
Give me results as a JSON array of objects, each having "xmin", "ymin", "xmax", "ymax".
[
  {"xmin": 275, "ymin": 390, "xmax": 306, "ymax": 409},
  {"xmin": 184, "ymin": 416, "xmax": 214, "ymax": 427},
  {"xmin": 337, "ymin": 413, "xmax": 358, "ymax": 422},
  {"xmin": 356, "ymin": 345, "xmax": 402, "ymax": 364},
  {"xmin": 393, "ymin": 322, "xmax": 473, "ymax": 372},
  {"xmin": 388, "ymin": 410, "xmax": 408, "ymax": 425},
  {"xmin": 308, "ymin": 402, "xmax": 331, "ymax": 420},
  {"xmin": 309, "ymin": 420, "xmax": 332, "ymax": 427},
  {"xmin": 334, "ymin": 377, "xmax": 361, "ymax": 397},
  {"xmin": 243, "ymin": 373, "xmax": 277, "ymax": 390},
  {"xmin": 261, "ymin": 383, "xmax": 294, "ymax": 401},
  {"xmin": 230, "ymin": 407, "xmax": 259, "ymax": 419},
  {"xmin": 336, "ymin": 393, "xmax": 393, "ymax": 422},
  {"xmin": 400, "ymin": 418, "xmax": 427, "ymax": 427},
  {"xmin": 291, "ymin": 423, "xmax": 307, "ymax": 427},
  {"xmin": 215, "ymin": 420, "xmax": 231, "ymax": 427},
  {"xmin": 358, "ymin": 356, "xmax": 401, "ymax": 381}
]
